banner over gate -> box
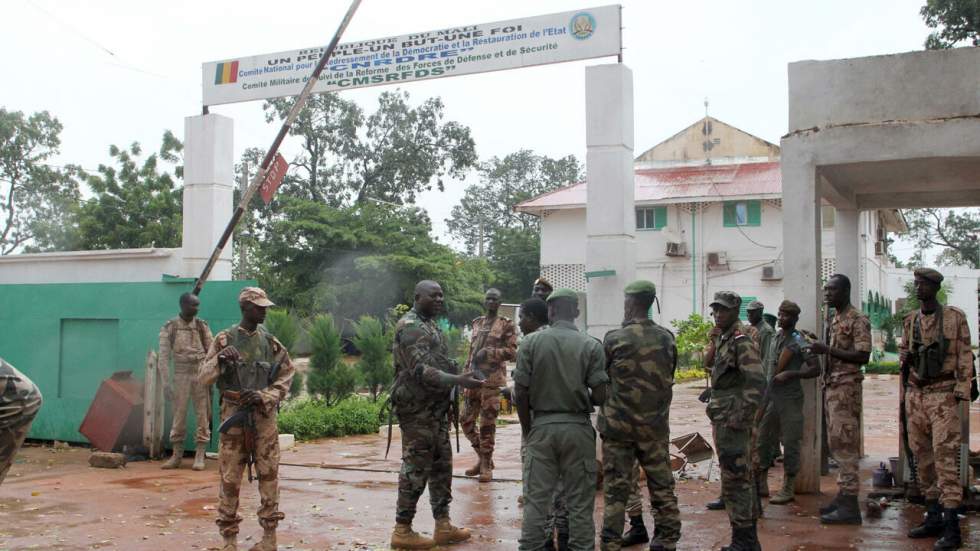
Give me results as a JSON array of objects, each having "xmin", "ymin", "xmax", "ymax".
[{"xmin": 203, "ymin": 5, "xmax": 621, "ymax": 106}]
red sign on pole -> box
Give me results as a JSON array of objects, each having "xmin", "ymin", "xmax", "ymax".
[{"xmin": 259, "ymin": 153, "xmax": 288, "ymax": 204}]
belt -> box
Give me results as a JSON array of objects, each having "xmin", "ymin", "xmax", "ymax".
[{"xmin": 909, "ymin": 371, "xmax": 956, "ymax": 388}]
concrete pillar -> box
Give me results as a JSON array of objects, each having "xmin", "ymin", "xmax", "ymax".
[
  {"xmin": 182, "ymin": 114, "xmax": 234, "ymax": 280},
  {"xmin": 834, "ymin": 208, "xmax": 860, "ymax": 305},
  {"xmin": 584, "ymin": 63, "xmax": 636, "ymax": 339},
  {"xmin": 781, "ymin": 151, "xmax": 823, "ymax": 493}
]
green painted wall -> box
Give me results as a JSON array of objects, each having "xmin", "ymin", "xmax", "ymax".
[{"xmin": 0, "ymin": 280, "xmax": 254, "ymax": 448}]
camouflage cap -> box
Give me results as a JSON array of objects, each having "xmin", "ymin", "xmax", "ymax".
[
  {"xmin": 546, "ymin": 288, "xmax": 578, "ymax": 304},
  {"xmin": 533, "ymin": 277, "xmax": 553, "ymax": 291},
  {"xmin": 624, "ymin": 280, "xmax": 656, "ymax": 296},
  {"xmin": 746, "ymin": 300, "xmax": 765, "ymax": 311},
  {"xmin": 778, "ymin": 300, "xmax": 801, "ymax": 316},
  {"xmin": 913, "ymin": 267, "xmax": 944, "ymax": 285},
  {"xmin": 709, "ymin": 291, "xmax": 740, "ymax": 309},
  {"xmin": 238, "ymin": 286, "xmax": 275, "ymax": 307}
]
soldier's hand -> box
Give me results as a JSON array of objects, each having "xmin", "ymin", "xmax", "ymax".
[
  {"xmin": 772, "ymin": 371, "xmax": 792, "ymax": 385},
  {"xmin": 240, "ymin": 390, "xmax": 264, "ymax": 407},
  {"xmin": 456, "ymin": 373, "xmax": 485, "ymax": 390},
  {"xmin": 218, "ymin": 345, "xmax": 241, "ymax": 366},
  {"xmin": 808, "ymin": 341, "xmax": 829, "ymax": 355}
]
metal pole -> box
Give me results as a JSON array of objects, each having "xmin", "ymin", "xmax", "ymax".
[{"xmin": 192, "ymin": 0, "xmax": 363, "ymax": 296}]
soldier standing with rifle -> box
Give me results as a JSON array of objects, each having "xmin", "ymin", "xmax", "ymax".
[
  {"xmin": 461, "ymin": 288, "xmax": 517, "ymax": 483},
  {"xmin": 199, "ymin": 287, "xmax": 295, "ymax": 551},
  {"xmin": 900, "ymin": 268, "xmax": 972, "ymax": 550}
]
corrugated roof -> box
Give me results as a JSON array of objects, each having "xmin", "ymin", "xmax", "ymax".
[{"xmin": 515, "ymin": 161, "xmax": 782, "ymax": 213}]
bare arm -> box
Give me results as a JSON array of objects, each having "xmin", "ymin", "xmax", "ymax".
[
  {"xmin": 590, "ymin": 382, "xmax": 608, "ymax": 406},
  {"xmin": 515, "ymin": 383, "xmax": 531, "ymax": 437}
]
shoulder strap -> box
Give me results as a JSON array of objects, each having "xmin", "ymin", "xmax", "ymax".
[
  {"xmin": 937, "ymin": 306, "xmax": 947, "ymax": 354},
  {"xmin": 913, "ymin": 312, "xmax": 922, "ymax": 347},
  {"xmin": 168, "ymin": 320, "xmax": 176, "ymax": 347},
  {"xmin": 195, "ymin": 319, "xmax": 209, "ymax": 349}
]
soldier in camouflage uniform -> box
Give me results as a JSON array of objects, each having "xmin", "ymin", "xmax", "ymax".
[
  {"xmin": 159, "ymin": 292, "xmax": 214, "ymax": 471},
  {"xmin": 461, "ymin": 288, "xmax": 517, "ymax": 483},
  {"xmin": 389, "ymin": 280, "xmax": 484, "ymax": 550},
  {"xmin": 900, "ymin": 268, "xmax": 972, "ymax": 550},
  {"xmin": 808, "ymin": 274, "xmax": 870, "ymax": 525},
  {"xmin": 0, "ymin": 358, "xmax": 42, "ymax": 486},
  {"xmin": 599, "ymin": 280, "xmax": 681, "ymax": 551},
  {"xmin": 199, "ymin": 287, "xmax": 295, "ymax": 551},
  {"xmin": 706, "ymin": 291, "xmax": 765, "ymax": 551}
]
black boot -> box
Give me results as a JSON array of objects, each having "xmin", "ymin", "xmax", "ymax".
[
  {"xmin": 720, "ymin": 523, "xmax": 761, "ymax": 551},
  {"xmin": 820, "ymin": 493, "xmax": 862, "ymax": 525},
  {"xmin": 555, "ymin": 530, "xmax": 569, "ymax": 551},
  {"xmin": 933, "ymin": 508, "xmax": 961, "ymax": 550},
  {"xmin": 706, "ymin": 496, "xmax": 726, "ymax": 510},
  {"xmin": 621, "ymin": 515, "xmax": 649, "ymax": 546},
  {"xmin": 908, "ymin": 500, "xmax": 944, "ymax": 538},
  {"xmin": 819, "ymin": 491, "xmax": 842, "ymax": 515}
]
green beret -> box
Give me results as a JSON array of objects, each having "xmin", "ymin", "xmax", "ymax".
[
  {"xmin": 913, "ymin": 267, "xmax": 944, "ymax": 285},
  {"xmin": 624, "ymin": 280, "xmax": 656, "ymax": 296},
  {"xmin": 778, "ymin": 300, "xmax": 801, "ymax": 316},
  {"xmin": 709, "ymin": 291, "xmax": 740, "ymax": 309},
  {"xmin": 746, "ymin": 300, "xmax": 764, "ymax": 311},
  {"xmin": 546, "ymin": 288, "xmax": 579, "ymax": 303}
]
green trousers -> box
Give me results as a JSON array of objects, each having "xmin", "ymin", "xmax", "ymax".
[{"xmin": 756, "ymin": 393, "xmax": 804, "ymax": 476}]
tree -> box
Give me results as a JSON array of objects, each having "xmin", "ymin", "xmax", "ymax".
[
  {"xmin": 921, "ymin": 0, "xmax": 980, "ymax": 48},
  {"xmin": 901, "ymin": 208, "xmax": 980, "ymax": 268},
  {"xmin": 263, "ymin": 90, "xmax": 477, "ymax": 206},
  {"xmin": 76, "ymin": 131, "xmax": 184, "ymax": 249},
  {"xmin": 306, "ymin": 313, "xmax": 357, "ymax": 405},
  {"xmin": 264, "ymin": 309, "xmax": 304, "ymax": 396},
  {"xmin": 351, "ymin": 316, "xmax": 392, "ymax": 401},
  {"xmin": 0, "ymin": 108, "xmax": 81, "ymax": 254},
  {"xmin": 671, "ymin": 313, "xmax": 714, "ymax": 370}
]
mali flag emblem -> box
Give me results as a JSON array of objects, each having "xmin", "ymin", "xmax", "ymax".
[{"xmin": 214, "ymin": 61, "xmax": 240, "ymax": 85}]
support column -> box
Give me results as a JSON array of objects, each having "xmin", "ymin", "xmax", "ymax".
[
  {"xmin": 182, "ymin": 114, "xmax": 234, "ymax": 280},
  {"xmin": 584, "ymin": 64, "xmax": 636, "ymax": 339},
  {"xmin": 781, "ymin": 149, "xmax": 823, "ymax": 493}
]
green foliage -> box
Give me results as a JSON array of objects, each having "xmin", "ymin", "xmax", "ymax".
[
  {"xmin": 0, "ymin": 108, "xmax": 81, "ymax": 254},
  {"xmin": 675, "ymin": 367, "xmax": 709, "ymax": 384},
  {"xmin": 290, "ymin": 371, "xmax": 305, "ymax": 397},
  {"xmin": 277, "ymin": 396, "xmax": 384, "ymax": 441},
  {"xmin": 671, "ymin": 314, "xmax": 715, "ymax": 369},
  {"xmin": 263, "ymin": 309, "xmax": 301, "ymax": 351},
  {"xmin": 865, "ymin": 361, "xmax": 901, "ymax": 375},
  {"xmin": 443, "ymin": 326, "xmax": 469, "ymax": 366},
  {"xmin": 902, "ymin": 208, "xmax": 980, "ymax": 268},
  {"xmin": 920, "ymin": 0, "xmax": 980, "ymax": 48},
  {"xmin": 306, "ymin": 314, "xmax": 356, "ymax": 405},
  {"xmin": 352, "ymin": 316, "xmax": 393, "ymax": 401}
]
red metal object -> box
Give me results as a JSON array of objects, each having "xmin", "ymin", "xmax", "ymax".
[
  {"xmin": 259, "ymin": 152, "xmax": 288, "ymax": 204},
  {"xmin": 79, "ymin": 371, "xmax": 144, "ymax": 452}
]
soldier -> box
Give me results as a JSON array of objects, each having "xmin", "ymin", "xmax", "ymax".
[
  {"xmin": 461, "ymin": 288, "xmax": 517, "ymax": 483},
  {"xmin": 0, "ymin": 358, "xmax": 42, "ymax": 486},
  {"xmin": 900, "ymin": 268, "xmax": 972, "ymax": 550},
  {"xmin": 389, "ymin": 280, "xmax": 484, "ymax": 550},
  {"xmin": 532, "ymin": 277, "xmax": 554, "ymax": 302},
  {"xmin": 159, "ymin": 292, "xmax": 214, "ymax": 471},
  {"xmin": 755, "ymin": 300, "xmax": 821, "ymax": 505},
  {"xmin": 808, "ymin": 274, "xmax": 871, "ymax": 525},
  {"xmin": 705, "ymin": 291, "xmax": 765, "ymax": 551},
  {"xmin": 599, "ymin": 281, "xmax": 681, "ymax": 551},
  {"xmin": 746, "ymin": 301, "xmax": 774, "ymax": 365},
  {"xmin": 198, "ymin": 287, "xmax": 295, "ymax": 551},
  {"xmin": 514, "ymin": 288, "xmax": 609, "ymax": 551}
]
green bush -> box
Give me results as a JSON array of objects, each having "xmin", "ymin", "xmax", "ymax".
[
  {"xmin": 306, "ymin": 314, "xmax": 356, "ymax": 405},
  {"xmin": 290, "ymin": 371, "xmax": 305, "ymax": 397},
  {"xmin": 264, "ymin": 308, "xmax": 301, "ymax": 351},
  {"xmin": 865, "ymin": 361, "xmax": 900, "ymax": 375},
  {"xmin": 672, "ymin": 314, "xmax": 714, "ymax": 369},
  {"xmin": 675, "ymin": 367, "xmax": 708, "ymax": 384},
  {"xmin": 277, "ymin": 396, "xmax": 384, "ymax": 441},
  {"xmin": 352, "ymin": 315, "xmax": 393, "ymax": 401}
]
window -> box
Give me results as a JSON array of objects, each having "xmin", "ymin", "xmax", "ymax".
[
  {"xmin": 723, "ymin": 200, "xmax": 761, "ymax": 227},
  {"xmin": 636, "ymin": 206, "xmax": 667, "ymax": 230},
  {"xmin": 822, "ymin": 206, "xmax": 836, "ymax": 229}
]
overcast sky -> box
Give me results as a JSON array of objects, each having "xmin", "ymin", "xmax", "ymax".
[{"xmin": 6, "ymin": 0, "xmax": 934, "ymax": 259}]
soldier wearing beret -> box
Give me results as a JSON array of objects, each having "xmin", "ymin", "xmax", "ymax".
[
  {"xmin": 598, "ymin": 281, "xmax": 680, "ymax": 551},
  {"xmin": 532, "ymin": 277, "xmax": 554, "ymax": 302},
  {"xmin": 705, "ymin": 291, "xmax": 765, "ymax": 551},
  {"xmin": 755, "ymin": 300, "xmax": 820, "ymax": 506},
  {"xmin": 899, "ymin": 268, "xmax": 972, "ymax": 550}
]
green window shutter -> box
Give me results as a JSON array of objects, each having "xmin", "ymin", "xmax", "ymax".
[
  {"xmin": 654, "ymin": 206, "xmax": 667, "ymax": 229},
  {"xmin": 747, "ymin": 201, "xmax": 761, "ymax": 226},
  {"xmin": 723, "ymin": 203, "xmax": 736, "ymax": 227}
]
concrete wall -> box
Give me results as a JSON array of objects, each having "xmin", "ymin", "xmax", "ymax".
[
  {"xmin": 636, "ymin": 117, "xmax": 780, "ymax": 166},
  {"xmin": 0, "ymin": 249, "xmax": 184, "ymax": 284}
]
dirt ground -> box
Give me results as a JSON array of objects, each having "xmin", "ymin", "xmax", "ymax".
[{"xmin": 1, "ymin": 375, "xmax": 978, "ymax": 550}]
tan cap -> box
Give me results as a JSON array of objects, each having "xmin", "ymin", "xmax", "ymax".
[{"xmin": 238, "ymin": 286, "xmax": 275, "ymax": 307}]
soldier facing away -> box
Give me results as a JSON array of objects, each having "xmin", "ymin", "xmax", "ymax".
[
  {"xmin": 0, "ymin": 358, "xmax": 42, "ymax": 486},
  {"xmin": 706, "ymin": 291, "xmax": 765, "ymax": 551},
  {"xmin": 899, "ymin": 268, "xmax": 972, "ymax": 550},
  {"xmin": 389, "ymin": 280, "xmax": 484, "ymax": 550},
  {"xmin": 461, "ymin": 288, "xmax": 517, "ymax": 483},
  {"xmin": 159, "ymin": 292, "xmax": 214, "ymax": 471},
  {"xmin": 599, "ymin": 280, "xmax": 681, "ymax": 551},
  {"xmin": 198, "ymin": 287, "xmax": 295, "ymax": 551}
]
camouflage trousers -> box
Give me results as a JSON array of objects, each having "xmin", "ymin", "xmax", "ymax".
[
  {"xmin": 906, "ymin": 387, "xmax": 963, "ymax": 508},
  {"xmin": 757, "ymin": 393, "xmax": 804, "ymax": 476},
  {"xmin": 824, "ymin": 381, "xmax": 862, "ymax": 495},
  {"xmin": 216, "ymin": 404, "xmax": 283, "ymax": 537},
  {"xmin": 461, "ymin": 387, "xmax": 500, "ymax": 455},
  {"xmin": 170, "ymin": 367, "xmax": 211, "ymax": 446},
  {"xmin": 625, "ymin": 463, "xmax": 644, "ymax": 517},
  {"xmin": 0, "ymin": 418, "xmax": 36, "ymax": 486},
  {"xmin": 396, "ymin": 412, "xmax": 453, "ymax": 524},
  {"xmin": 600, "ymin": 437, "xmax": 680, "ymax": 551},
  {"xmin": 713, "ymin": 423, "xmax": 760, "ymax": 529}
]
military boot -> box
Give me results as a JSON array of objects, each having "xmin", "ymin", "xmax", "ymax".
[
  {"xmin": 464, "ymin": 450, "xmax": 482, "ymax": 477},
  {"xmin": 555, "ymin": 531, "xmax": 569, "ymax": 551},
  {"xmin": 390, "ymin": 522, "xmax": 435, "ymax": 549},
  {"xmin": 706, "ymin": 495, "xmax": 726, "ymax": 510},
  {"xmin": 819, "ymin": 491, "xmax": 842, "ymax": 515},
  {"xmin": 220, "ymin": 534, "xmax": 237, "ymax": 551},
  {"xmin": 820, "ymin": 493, "xmax": 862, "ymax": 525},
  {"xmin": 756, "ymin": 469, "xmax": 770, "ymax": 497},
  {"xmin": 621, "ymin": 515, "xmax": 649, "ymax": 546},
  {"xmin": 248, "ymin": 528, "xmax": 276, "ymax": 551},
  {"xmin": 720, "ymin": 523, "xmax": 761, "ymax": 551},
  {"xmin": 433, "ymin": 517, "xmax": 471, "ymax": 545},
  {"xmin": 161, "ymin": 447, "xmax": 183, "ymax": 469},
  {"xmin": 769, "ymin": 474, "xmax": 796, "ymax": 505},
  {"xmin": 933, "ymin": 508, "xmax": 962, "ymax": 550},
  {"xmin": 478, "ymin": 453, "xmax": 493, "ymax": 483},
  {"xmin": 192, "ymin": 447, "xmax": 207, "ymax": 471},
  {"xmin": 908, "ymin": 500, "xmax": 943, "ymax": 538}
]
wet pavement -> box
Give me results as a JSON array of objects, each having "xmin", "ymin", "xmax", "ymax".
[{"xmin": 1, "ymin": 375, "xmax": 978, "ymax": 550}]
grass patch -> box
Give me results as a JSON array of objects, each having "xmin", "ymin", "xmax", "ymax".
[
  {"xmin": 865, "ymin": 361, "xmax": 900, "ymax": 375},
  {"xmin": 277, "ymin": 395, "xmax": 385, "ymax": 441},
  {"xmin": 675, "ymin": 367, "xmax": 708, "ymax": 384}
]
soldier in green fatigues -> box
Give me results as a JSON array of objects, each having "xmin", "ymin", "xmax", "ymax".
[
  {"xmin": 599, "ymin": 281, "xmax": 681, "ymax": 551},
  {"xmin": 515, "ymin": 288, "xmax": 609, "ymax": 551},
  {"xmin": 755, "ymin": 300, "xmax": 820, "ymax": 505},
  {"xmin": 706, "ymin": 291, "xmax": 766, "ymax": 551}
]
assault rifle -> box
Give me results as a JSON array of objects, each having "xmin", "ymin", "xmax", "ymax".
[
  {"xmin": 899, "ymin": 346, "xmax": 919, "ymax": 488},
  {"xmin": 217, "ymin": 359, "xmax": 282, "ymax": 483}
]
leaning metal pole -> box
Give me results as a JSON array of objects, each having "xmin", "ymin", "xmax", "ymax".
[{"xmin": 192, "ymin": 0, "xmax": 363, "ymax": 296}]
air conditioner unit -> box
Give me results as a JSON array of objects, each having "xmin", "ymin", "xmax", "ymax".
[
  {"xmin": 874, "ymin": 241, "xmax": 886, "ymax": 256},
  {"xmin": 665, "ymin": 242, "xmax": 688, "ymax": 257},
  {"xmin": 761, "ymin": 265, "xmax": 783, "ymax": 281},
  {"xmin": 707, "ymin": 251, "xmax": 728, "ymax": 269}
]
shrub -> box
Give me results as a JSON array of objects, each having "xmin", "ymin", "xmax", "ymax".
[
  {"xmin": 277, "ymin": 396, "xmax": 384, "ymax": 440},
  {"xmin": 865, "ymin": 361, "xmax": 900, "ymax": 375},
  {"xmin": 306, "ymin": 314, "xmax": 356, "ymax": 405},
  {"xmin": 289, "ymin": 371, "xmax": 305, "ymax": 397},
  {"xmin": 672, "ymin": 314, "xmax": 714, "ymax": 369},
  {"xmin": 675, "ymin": 367, "xmax": 708, "ymax": 384},
  {"xmin": 264, "ymin": 308, "xmax": 301, "ymax": 351},
  {"xmin": 352, "ymin": 316, "xmax": 393, "ymax": 401}
]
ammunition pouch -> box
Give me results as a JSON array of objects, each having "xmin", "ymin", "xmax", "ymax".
[
  {"xmin": 217, "ymin": 360, "xmax": 272, "ymax": 394},
  {"xmin": 914, "ymin": 342, "xmax": 945, "ymax": 380}
]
